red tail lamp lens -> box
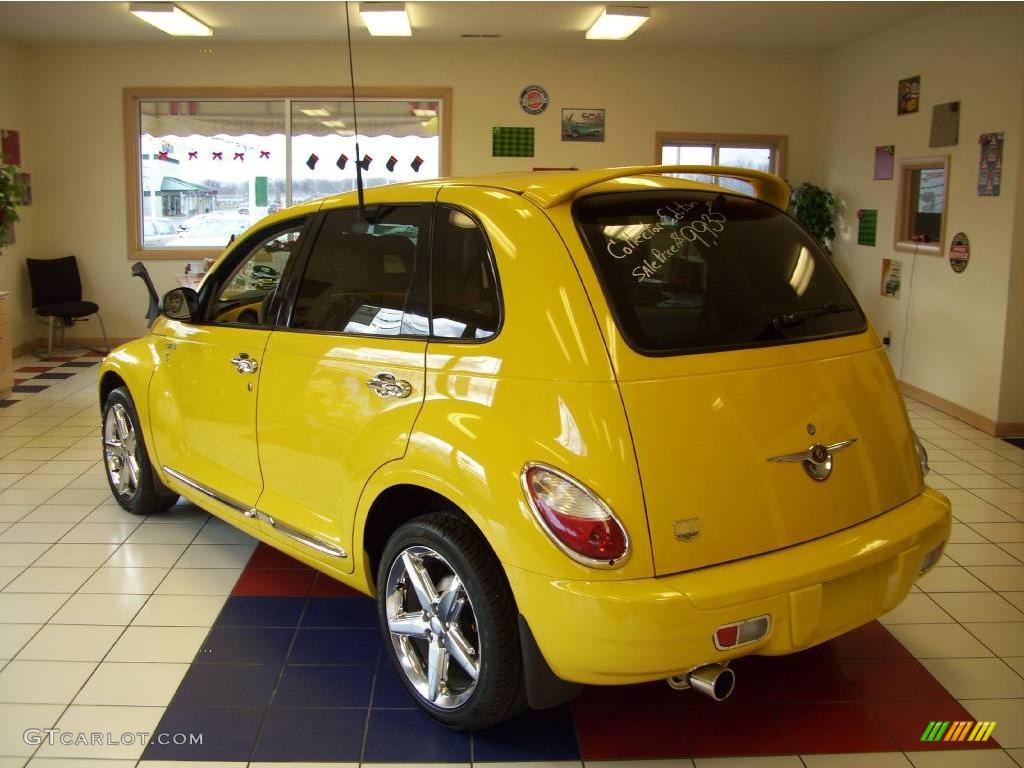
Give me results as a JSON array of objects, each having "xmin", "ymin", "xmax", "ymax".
[{"xmin": 523, "ymin": 465, "xmax": 628, "ymax": 565}]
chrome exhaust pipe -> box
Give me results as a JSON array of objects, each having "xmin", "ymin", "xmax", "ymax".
[{"xmin": 666, "ymin": 663, "xmax": 735, "ymax": 701}]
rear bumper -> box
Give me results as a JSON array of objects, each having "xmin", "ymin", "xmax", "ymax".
[{"xmin": 506, "ymin": 487, "xmax": 951, "ymax": 685}]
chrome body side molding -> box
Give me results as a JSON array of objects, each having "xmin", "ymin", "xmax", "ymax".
[{"xmin": 162, "ymin": 466, "xmax": 250, "ymax": 514}]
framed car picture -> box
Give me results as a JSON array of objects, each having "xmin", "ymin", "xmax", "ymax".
[{"xmin": 561, "ymin": 108, "xmax": 605, "ymax": 142}]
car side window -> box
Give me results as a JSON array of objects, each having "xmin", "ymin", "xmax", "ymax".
[
  {"xmin": 290, "ymin": 206, "xmax": 427, "ymax": 336},
  {"xmin": 431, "ymin": 207, "xmax": 500, "ymax": 340},
  {"xmin": 208, "ymin": 224, "xmax": 304, "ymax": 326}
]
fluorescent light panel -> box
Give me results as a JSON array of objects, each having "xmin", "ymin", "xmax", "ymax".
[
  {"xmin": 360, "ymin": 2, "xmax": 412, "ymax": 36},
  {"xmin": 586, "ymin": 5, "xmax": 650, "ymax": 40},
  {"xmin": 130, "ymin": 2, "xmax": 212, "ymax": 36}
]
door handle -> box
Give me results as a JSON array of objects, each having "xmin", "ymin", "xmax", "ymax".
[
  {"xmin": 230, "ymin": 353, "xmax": 259, "ymax": 374},
  {"xmin": 366, "ymin": 372, "xmax": 412, "ymax": 399}
]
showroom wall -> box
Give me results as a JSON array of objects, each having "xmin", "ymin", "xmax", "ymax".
[
  {"xmin": 0, "ymin": 40, "xmax": 38, "ymax": 350},
  {"xmin": 822, "ymin": 1, "xmax": 1024, "ymax": 430},
  {"xmin": 5, "ymin": 39, "xmax": 823, "ymax": 348}
]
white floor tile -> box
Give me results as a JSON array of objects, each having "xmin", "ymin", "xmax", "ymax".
[
  {"xmin": 962, "ymin": 699, "xmax": 1024, "ymax": 749},
  {"xmin": 105, "ymin": 543, "xmax": 187, "ymax": 568},
  {"xmin": 131, "ymin": 594, "xmax": 228, "ymax": 627},
  {"xmin": 971, "ymin": 523, "xmax": 1024, "ymax": 543},
  {"xmin": 0, "ymin": 523, "xmax": 78, "ymax": 544},
  {"xmin": 906, "ymin": 751, "xmax": 1016, "ymax": 767},
  {"xmin": 20, "ymin": 505, "xmax": 94, "ymax": 524},
  {"xmin": 16, "ymin": 624, "xmax": 123, "ymax": 662},
  {"xmin": 174, "ymin": 544, "xmax": 254, "ymax": 569},
  {"xmin": 50, "ymin": 593, "xmax": 148, "ymax": 625},
  {"xmin": 156, "ymin": 567, "xmax": 243, "ymax": 595},
  {"xmin": 801, "ymin": 754, "xmax": 911, "ymax": 767},
  {"xmin": 33, "ymin": 544, "xmax": 117, "ymax": 568},
  {"xmin": 0, "ymin": 542, "xmax": 49, "ymax": 567},
  {"xmin": 0, "ymin": 703, "xmax": 66, "ymax": 756},
  {"xmin": 886, "ymin": 622, "xmax": 994, "ymax": 658},
  {"xmin": 0, "ymin": 567, "xmax": 23, "ymax": 590},
  {"xmin": 36, "ymin": 705, "xmax": 164, "ymax": 759},
  {"xmin": 931, "ymin": 593, "xmax": 1024, "ymax": 622},
  {"xmin": 0, "ymin": 594, "xmax": 69, "ymax": 623},
  {"xmin": 970, "ymin": 566, "xmax": 1024, "ymax": 591},
  {"xmin": 28, "ymin": 759, "xmax": 137, "ymax": 768},
  {"xmin": 74, "ymin": 661, "xmax": 188, "ymax": 706},
  {"xmin": 79, "ymin": 567, "xmax": 169, "ymax": 595},
  {"xmin": 921, "ymin": 657, "xmax": 1024, "ymax": 698},
  {"xmin": 2, "ymin": 567, "xmax": 94, "ymax": 594},
  {"xmin": 0, "ymin": 505, "xmax": 33, "ymax": 523},
  {"xmin": 124, "ymin": 522, "xmax": 202, "ymax": 545},
  {"xmin": 0, "ymin": 659, "xmax": 97, "ymax": 704},
  {"xmin": 0, "ymin": 624, "xmax": 40, "ymax": 658},
  {"xmin": 106, "ymin": 625, "xmax": 207, "ymax": 663},
  {"xmin": 59, "ymin": 523, "xmax": 138, "ymax": 545},
  {"xmin": 964, "ymin": 622, "xmax": 1024, "ymax": 656},
  {"xmin": 693, "ymin": 758, "xmax": 803, "ymax": 768},
  {"xmin": 880, "ymin": 593, "xmax": 953, "ymax": 624}
]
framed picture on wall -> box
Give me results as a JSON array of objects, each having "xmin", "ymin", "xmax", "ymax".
[
  {"xmin": 561, "ymin": 108, "xmax": 605, "ymax": 142},
  {"xmin": 898, "ymin": 76, "xmax": 920, "ymax": 115}
]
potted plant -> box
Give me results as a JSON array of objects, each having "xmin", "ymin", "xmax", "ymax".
[
  {"xmin": 789, "ymin": 182, "xmax": 837, "ymax": 256},
  {"xmin": 0, "ymin": 164, "xmax": 28, "ymax": 253}
]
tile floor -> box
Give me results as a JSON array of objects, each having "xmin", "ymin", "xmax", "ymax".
[{"xmin": 0, "ymin": 350, "xmax": 1023, "ymax": 768}]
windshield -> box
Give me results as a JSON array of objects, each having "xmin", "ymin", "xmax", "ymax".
[{"xmin": 574, "ymin": 190, "xmax": 866, "ymax": 355}]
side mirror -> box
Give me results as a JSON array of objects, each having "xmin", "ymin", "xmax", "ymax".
[{"xmin": 161, "ymin": 287, "xmax": 199, "ymax": 322}]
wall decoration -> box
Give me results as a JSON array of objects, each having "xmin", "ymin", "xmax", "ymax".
[
  {"xmin": 929, "ymin": 101, "xmax": 960, "ymax": 147},
  {"xmin": 897, "ymin": 76, "xmax": 920, "ymax": 115},
  {"xmin": 1, "ymin": 129, "xmax": 20, "ymax": 165},
  {"xmin": 881, "ymin": 258, "xmax": 902, "ymax": 298},
  {"xmin": 873, "ymin": 145, "xmax": 895, "ymax": 180},
  {"xmin": 492, "ymin": 126, "xmax": 535, "ymax": 158},
  {"xmin": 949, "ymin": 232, "xmax": 970, "ymax": 273},
  {"xmin": 977, "ymin": 132, "xmax": 1004, "ymax": 196},
  {"xmin": 519, "ymin": 85, "xmax": 549, "ymax": 115},
  {"xmin": 857, "ymin": 209, "xmax": 878, "ymax": 246},
  {"xmin": 561, "ymin": 108, "xmax": 605, "ymax": 142},
  {"xmin": 15, "ymin": 173, "xmax": 31, "ymax": 206},
  {"xmin": 411, "ymin": 155, "xmax": 424, "ymax": 172}
]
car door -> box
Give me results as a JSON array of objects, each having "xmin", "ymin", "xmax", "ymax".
[
  {"xmin": 253, "ymin": 203, "xmax": 431, "ymax": 572},
  {"xmin": 148, "ymin": 218, "xmax": 310, "ymax": 520}
]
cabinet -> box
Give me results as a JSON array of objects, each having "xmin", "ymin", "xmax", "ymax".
[{"xmin": 0, "ymin": 293, "xmax": 11, "ymax": 396}]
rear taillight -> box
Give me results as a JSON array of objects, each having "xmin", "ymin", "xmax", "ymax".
[{"xmin": 521, "ymin": 463, "xmax": 630, "ymax": 568}]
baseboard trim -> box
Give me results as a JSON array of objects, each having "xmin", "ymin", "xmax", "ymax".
[{"xmin": 899, "ymin": 381, "xmax": 1022, "ymax": 437}]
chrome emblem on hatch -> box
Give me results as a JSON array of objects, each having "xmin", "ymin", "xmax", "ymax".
[
  {"xmin": 672, "ymin": 517, "xmax": 701, "ymax": 542},
  {"xmin": 767, "ymin": 438, "xmax": 858, "ymax": 482}
]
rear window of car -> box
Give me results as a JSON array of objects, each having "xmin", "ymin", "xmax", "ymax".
[{"xmin": 574, "ymin": 190, "xmax": 867, "ymax": 356}]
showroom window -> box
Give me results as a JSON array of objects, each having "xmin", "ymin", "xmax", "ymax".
[
  {"xmin": 655, "ymin": 132, "xmax": 787, "ymax": 194},
  {"xmin": 125, "ymin": 87, "xmax": 450, "ymax": 260},
  {"xmin": 895, "ymin": 155, "xmax": 949, "ymax": 255}
]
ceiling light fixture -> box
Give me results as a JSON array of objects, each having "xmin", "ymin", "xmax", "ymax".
[
  {"xmin": 359, "ymin": 2, "xmax": 412, "ymax": 36},
  {"xmin": 129, "ymin": 2, "xmax": 212, "ymax": 36},
  {"xmin": 585, "ymin": 5, "xmax": 650, "ymax": 40}
]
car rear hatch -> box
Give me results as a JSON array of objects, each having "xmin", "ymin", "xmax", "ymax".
[{"xmin": 574, "ymin": 188, "xmax": 924, "ymax": 575}]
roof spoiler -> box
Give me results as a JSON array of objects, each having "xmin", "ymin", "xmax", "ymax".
[{"xmin": 521, "ymin": 165, "xmax": 791, "ymax": 211}]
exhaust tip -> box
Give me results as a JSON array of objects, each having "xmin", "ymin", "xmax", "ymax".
[{"xmin": 686, "ymin": 663, "xmax": 735, "ymax": 701}]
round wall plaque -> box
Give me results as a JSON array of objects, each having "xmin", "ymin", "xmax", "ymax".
[
  {"xmin": 519, "ymin": 85, "xmax": 549, "ymax": 115},
  {"xmin": 949, "ymin": 231, "xmax": 970, "ymax": 273}
]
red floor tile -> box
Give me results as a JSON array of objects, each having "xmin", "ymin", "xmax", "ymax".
[
  {"xmin": 777, "ymin": 701, "xmax": 898, "ymax": 753},
  {"xmin": 572, "ymin": 686, "xmax": 688, "ymax": 760},
  {"xmin": 836, "ymin": 658, "xmax": 954, "ymax": 702},
  {"xmin": 16, "ymin": 366, "xmax": 56, "ymax": 373},
  {"xmin": 232, "ymin": 568, "xmax": 315, "ymax": 596},
  {"xmin": 676, "ymin": 699, "xmax": 794, "ymax": 757},
  {"xmin": 310, "ymin": 573, "xmax": 365, "ymax": 597},
  {"xmin": 246, "ymin": 542, "xmax": 313, "ymax": 570},
  {"xmin": 744, "ymin": 648, "xmax": 859, "ymax": 702},
  {"xmin": 822, "ymin": 621, "xmax": 913, "ymax": 660},
  {"xmin": 871, "ymin": 699, "xmax": 1001, "ymax": 751}
]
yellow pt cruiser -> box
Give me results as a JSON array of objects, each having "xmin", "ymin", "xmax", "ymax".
[{"xmin": 101, "ymin": 165, "xmax": 950, "ymax": 730}]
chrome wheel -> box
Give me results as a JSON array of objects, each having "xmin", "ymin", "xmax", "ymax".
[
  {"xmin": 385, "ymin": 544, "xmax": 481, "ymax": 709},
  {"xmin": 104, "ymin": 403, "xmax": 140, "ymax": 499}
]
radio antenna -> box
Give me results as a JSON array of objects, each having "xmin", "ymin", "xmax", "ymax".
[{"xmin": 344, "ymin": 1, "xmax": 367, "ymax": 219}]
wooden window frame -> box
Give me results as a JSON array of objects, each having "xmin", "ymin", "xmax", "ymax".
[
  {"xmin": 124, "ymin": 86, "xmax": 452, "ymax": 261},
  {"xmin": 654, "ymin": 131, "xmax": 788, "ymax": 177},
  {"xmin": 894, "ymin": 155, "xmax": 950, "ymax": 256}
]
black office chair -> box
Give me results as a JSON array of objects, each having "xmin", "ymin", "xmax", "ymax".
[{"xmin": 26, "ymin": 255, "xmax": 109, "ymax": 359}]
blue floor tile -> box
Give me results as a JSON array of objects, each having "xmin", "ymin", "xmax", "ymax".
[
  {"xmin": 363, "ymin": 708, "xmax": 471, "ymax": 763},
  {"xmin": 253, "ymin": 707, "xmax": 366, "ymax": 762},
  {"xmin": 301, "ymin": 596, "xmax": 378, "ymax": 628},
  {"xmin": 196, "ymin": 626, "xmax": 295, "ymax": 664},
  {"xmin": 215, "ymin": 596, "xmax": 307, "ymax": 627},
  {"xmin": 142, "ymin": 706, "xmax": 264, "ymax": 761},
  {"xmin": 289, "ymin": 628, "xmax": 380, "ymax": 665},
  {"xmin": 472, "ymin": 703, "xmax": 581, "ymax": 761},
  {"xmin": 272, "ymin": 665, "xmax": 374, "ymax": 709},
  {"xmin": 171, "ymin": 663, "xmax": 281, "ymax": 708},
  {"xmin": 371, "ymin": 657, "xmax": 419, "ymax": 708},
  {"xmin": 12, "ymin": 385, "xmax": 47, "ymax": 393}
]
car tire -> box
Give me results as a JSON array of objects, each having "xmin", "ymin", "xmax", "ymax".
[
  {"xmin": 102, "ymin": 387, "xmax": 179, "ymax": 515},
  {"xmin": 377, "ymin": 510, "xmax": 527, "ymax": 730}
]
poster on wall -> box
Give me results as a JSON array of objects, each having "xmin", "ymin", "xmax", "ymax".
[
  {"xmin": 929, "ymin": 101, "xmax": 960, "ymax": 147},
  {"xmin": 977, "ymin": 132, "xmax": 1004, "ymax": 196},
  {"xmin": 949, "ymin": 232, "xmax": 970, "ymax": 273},
  {"xmin": 0, "ymin": 129, "xmax": 20, "ymax": 165},
  {"xmin": 873, "ymin": 145, "xmax": 895, "ymax": 180},
  {"xmin": 15, "ymin": 173, "xmax": 31, "ymax": 206},
  {"xmin": 881, "ymin": 258, "xmax": 902, "ymax": 298},
  {"xmin": 492, "ymin": 126, "xmax": 535, "ymax": 158},
  {"xmin": 857, "ymin": 209, "xmax": 878, "ymax": 246},
  {"xmin": 561, "ymin": 109, "xmax": 605, "ymax": 142},
  {"xmin": 897, "ymin": 76, "xmax": 920, "ymax": 115}
]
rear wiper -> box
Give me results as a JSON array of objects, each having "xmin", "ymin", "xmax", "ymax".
[{"xmin": 769, "ymin": 302, "xmax": 856, "ymax": 328}]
